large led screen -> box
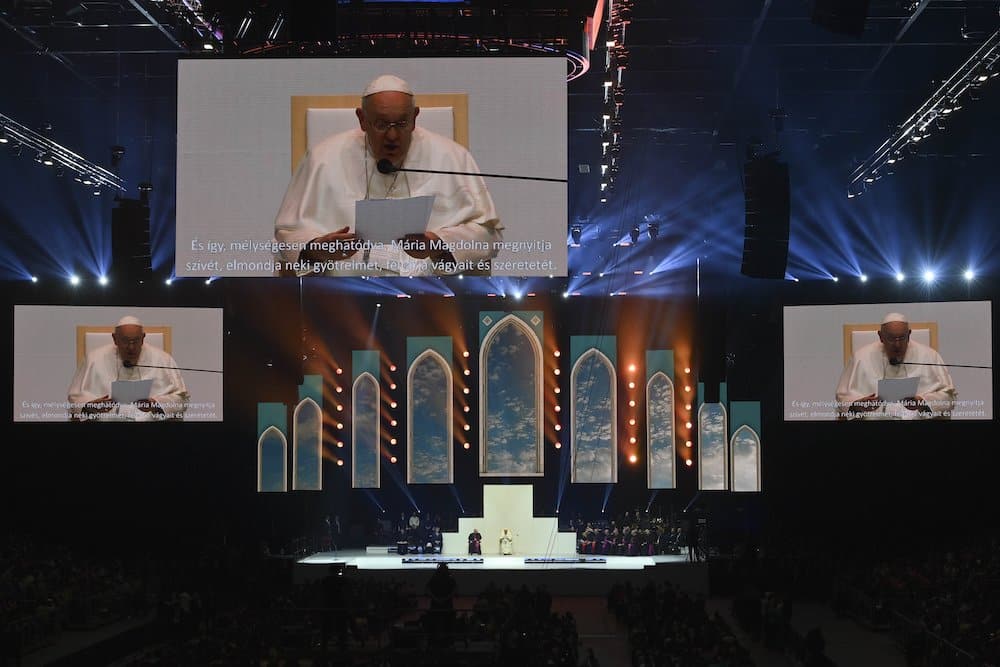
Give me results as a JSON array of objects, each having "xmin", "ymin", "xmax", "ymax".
[
  {"xmin": 783, "ymin": 301, "xmax": 992, "ymax": 421},
  {"xmin": 13, "ymin": 306, "xmax": 224, "ymax": 422},
  {"xmin": 176, "ymin": 57, "xmax": 567, "ymax": 278}
]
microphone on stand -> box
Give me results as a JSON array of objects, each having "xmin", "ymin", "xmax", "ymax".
[
  {"xmin": 376, "ymin": 158, "xmax": 567, "ymax": 183},
  {"xmin": 123, "ymin": 360, "xmax": 224, "ymax": 373},
  {"xmin": 888, "ymin": 359, "xmax": 991, "ymax": 369}
]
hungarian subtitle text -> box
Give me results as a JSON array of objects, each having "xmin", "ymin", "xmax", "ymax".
[
  {"xmin": 185, "ymin": 238, "xmax": 557, "ymax": 274},
  {"xmin": 18, "ymin": 400, "xmax": 218, "ymax": 421},
  {"xmin": 787, "ymin": 398, "xmax": 987, "ymax": 420}
]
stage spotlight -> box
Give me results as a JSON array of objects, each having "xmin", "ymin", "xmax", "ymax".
[
  {"xmin": 859, "ymin": 274, "xmax": 868, "ymax": 283},
  {"xmin": 69, "ymin": 274, "xmax": 80, "ymax": 286},
  {"xmin": 336, "ymin": 441, "xmax": 344, "ymax": 448},
  {"xmin": 390, "ymin": 456, "xmax": 397, "ymax": 464},
  {"xmin": 390, "ymin": 401, "xmax": 397, "ymax": 409},
  {"xmin": 685, "ymin": 421, "xmax": 692, "ymax": 429},
  {"xmin": 336, "ymin": 368, "xmax": 343, "ymax": 375},
  {"xmin": 554, "ymin": 368, "xmax": 561, "ymax": 376},
  {"xmin": 165, "ymin": 278, "xmax": 173, "ymax": 285},
  {"xmin": 463, "ymin": 369, "xmax": 471, "ymax": 376},
  {"xmin": 463, "ymin": 351, "xmax": 470, "ymax": 358},
  {"xmin": 463, "ymin": 406, "xmax": 470, "ymax": 413},
  {"xmin": 685, "ymin": 441, "xmax": 692, "ymax": 448},
  {"xmin": 463, "ymin": 388, "xmax": 470, "ymax": 395},
  {"xmin": 463, "ymin": 442, "xmax": 470, "ymax": 450},
  {"xmin": 628, "ymin": 418, "xmax": 636, "ymax": 426},
  {"xmin": 684, "ymin": 367, "xmax": 690, "ymax": 374},
  {"xmin": 629, "ymin": 436, "xmax": 636, "ymax": 444},
  {"xmin": 463, "ymin": 424, "xmax": 470, "ymax": 431},
  {"xmin": 554, "ymin": 442, "xmax": 561, "ymax": 449},
  {"xmin": 30, "ymin": 276, "xmax": 38, "ymax": 283},
  {"xmin": 554, "ymin": 405, "xmax": 561, "ymax": 412},
  {"xmin": 554, "ymin": 350, "xmax": 561, "ymax": 357},
  {"xmin": 555, "ymin": 424, "xmax": 562, "ymax": 431},
  {"xmin": 627, "ymin": 381, "xmax": 635, "ymax": 389},
  {"xmin": 628, "ymin": 400, "xmax": 635, "ymax": 407},
  {"xmin": 685, "ymin": 403, "xmax": 691, "ymax": 410},
  {"xmin": 98, "ymin": 275, "xmax": 109, "ymax": 286},
  {"xmin": 336, "ymin": 423, "xmax": 344, "ymax": 429},
  {"xmin": 628, "ymin": 364, "xmax": 636, "ymax": 372},
  {"xmin": 964, "ymin": 268, "xmax": 975, "ymax": 281},
  {"xmin": 390, "ymin": 438, "xmax": 397, "ymax": 445},
  {"xmin": 335, "ymin": 386, "xmax": 343, "ymax": 393},
  {"xmin": 685, "ymin": 459, "xmax": 693, "ymax": 467},
  {"xmin": 336, "ymin": 405, "xmax": 343, "ymax": 412},
  {"xmin": 684, "ymin": 386, "xmax": 691, "ymax": 393},
  {"xmin": 923, "ymin": 270, "xmax": 936, "ymax": 284},
  {"xmin": 831, "ymin": 276, "xmax": 839, "ymax": 282},
  {"xmin": 336, "ymin": 460, "xmax": 344, "ymax": 467},
  {"xmin": 390, "ymin": 419, "xmax": 398, "ymax": 427},
  {"xmin": 896, "ymin": 272, "xmax": 905, "ymax": 282},
  {"xmin": 390, "ymin": 383, "xmax": 397, "ymax": 390},
  {"xmin": 629, "ymin": 454, "xmax": 638, "ymax": 464},
  {"xmin": 554, "ymin": 387, "xmax": 560, "ymax": 394}
]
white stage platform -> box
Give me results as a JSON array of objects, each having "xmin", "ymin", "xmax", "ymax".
[
  {"xmin": 300, "ymin": 549, "xmax": 688, "ymax": 571},
  {"xmin": 291, "ymin": 548, "xmax": 706, "ymax": 595}
]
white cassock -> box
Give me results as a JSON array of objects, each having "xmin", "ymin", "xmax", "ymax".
[
  {"xmin": 68, "ymin": 344, "xmax": 189, "ymax": 421},
  {"xmin": 275, "ymin": 127, "xmax": 502, "ymax": 276},
  {"xmin": 500, "ymin": 532, "xmax": 514, "ymax": 555},
  {"xmin": 836, "ymin": 339, "xmax": 957, "ymax": 420}
]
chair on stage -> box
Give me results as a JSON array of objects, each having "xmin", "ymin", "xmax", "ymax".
[
  {"xmin": 77, "ymin": 325, "xmax": 171, "ymax": 366},
  {"xmin": 842, "ymin": 321, "xmax": 938, "ymax": 365}
]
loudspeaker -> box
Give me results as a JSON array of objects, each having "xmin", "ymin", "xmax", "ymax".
[
  {"xmin": 111, "ymin": 198, "xmax": 151, "ymax": 282},
  {"xmin": 811, "ymin": 0, "xmax": 870, "ymax": 38},
  {"xmin": 741, "ymin": 157, "xmax": 789, "ymax": 279}
]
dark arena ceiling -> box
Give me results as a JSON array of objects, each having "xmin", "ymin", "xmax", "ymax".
[{"xmin": 1, "ymin": 0, "xmax": 999, "ymax": 292}]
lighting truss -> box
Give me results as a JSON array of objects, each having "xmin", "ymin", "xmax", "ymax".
[
  {"xmin": 146, "ymin": 0, "xmax": 224, "ymax": 50},
  {"xmin": 599, "ymin": 0, "xmax": 632, "ymax": 203},
  {"xmin": 849, "ymin": 27, "xmax": 1000, "ymax": 196},
  {"xmin": 0, "ymin": 113, "xmax": 125, "ymax": 193}
]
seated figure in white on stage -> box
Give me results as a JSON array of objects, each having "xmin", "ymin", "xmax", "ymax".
[
  {"xmin": 499, "ymin": 528, "xmax": 514, "ymax": 555},
  {"xmin": 68, "ymin": 316, "xmax": 189, "ymax": 422},
  {"xmin": 836, "ymin": 312, "xmax": 957, "ymax": 420},
  {"xmin": 274, "ymin": 74, "xmax": 503, "ymax": 276}
]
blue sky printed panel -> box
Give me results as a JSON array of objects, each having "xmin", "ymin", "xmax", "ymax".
[
  {"xmin": 647, "ymin": 372, "xmax": 675, "ymax": 489},
  {"xmin": 698, "ymin": 403, "xmax": 728, "ymax": 490},
  {"xmin": 731, "ymin": 425, "xmax": 762, "ymax": 492},
  {"xmin": 293, "ymin": 397, "xmax": 322, "ymax": 490},
  {"xmin": 572, "ymin": 349, "xmax": 617, "ymax": 483},
  {"xmin": 481, "ymin": 315, "xmax": 542, "ymax": 475},
  {"xmin": 353, "ymin": 373, "xmax": 380, "ymax": 489},
  {"xmin": 408, "ymin": 350, "xmax": 453, "ymax": 484}
]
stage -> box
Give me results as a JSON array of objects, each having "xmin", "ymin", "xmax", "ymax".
[{"xmin": 292, "ymin": 548, "xmax": 707, "ymax": 595}]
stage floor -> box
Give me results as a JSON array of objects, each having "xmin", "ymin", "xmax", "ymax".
[
  {"xmin": 292, "ymin": 549, "xmax": 706, "ymax": 595},
  {"xmin": 299, "ymin": 549, "xmax": 689, "ymax": 571}
]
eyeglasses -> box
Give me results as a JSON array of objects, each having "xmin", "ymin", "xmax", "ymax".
[
  {"xmin": 882, "ymin": 333, "xmax": 909, "ymax": 344},
  {"xmin": 370, "ymin": 118, "xmax": 413, "ymax": 133},
  {"xmin": 117, "ymin": 336, "xmax": 144, "ymax": 347}
]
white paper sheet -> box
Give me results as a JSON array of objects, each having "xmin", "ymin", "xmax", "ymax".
[
  {"xmin": 354, "ymin": 196, "xmax": 435, "ymax": 244},
  {"xmin": 111, "ymin": 379, "xmax": 153, "ymax": 404},
  {"xmin": 877, "ymin": 376, "xmax": 919, "ymax": 402}
]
